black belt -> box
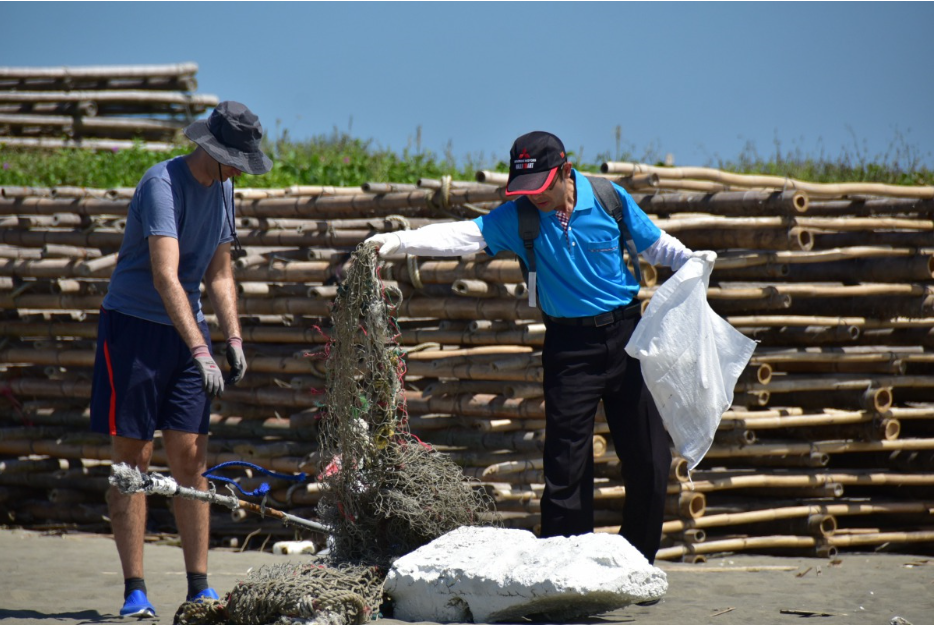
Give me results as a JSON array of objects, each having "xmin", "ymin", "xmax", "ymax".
[{"xmin": 543, "ymin": 303, "xmax": 641, "ymax": 328}]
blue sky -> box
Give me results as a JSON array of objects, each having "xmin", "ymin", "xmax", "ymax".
[{"xmin": 2, "ymin": 2, "xmax": 932, "ymax": 169}]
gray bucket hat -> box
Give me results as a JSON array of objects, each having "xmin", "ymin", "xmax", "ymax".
[{"xmin": 184, "ymin": 101, "xmax": 273, "ymax": 175}]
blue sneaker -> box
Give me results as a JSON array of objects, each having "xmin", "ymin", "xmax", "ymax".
[
  {"xmin": 120, "ymin": 590, "xmax": 156, "ymax": 618},
  {"xmin": 186, "ymin": 587, "xmax": 219, "ymax": 603}
]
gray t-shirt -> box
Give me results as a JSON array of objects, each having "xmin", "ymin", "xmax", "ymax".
[{"xmin": 103, "ymin": 156, "xmax": 234, "ymax": 325}]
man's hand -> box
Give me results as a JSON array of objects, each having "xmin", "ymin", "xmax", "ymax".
[
  {"xmin": 691, "ymin": 250, "xmax": 717, "ymax": 267},
  {"xmin": 364, "ymin": 232, "xmax": 401, "ymax": 257},
  {"xmin": 191, "ymin": 345, "xmax": 224, "ymax": 398},
  {"xmin": 226, "ymin": 336, "xmax": 247, "ymax": 385}
]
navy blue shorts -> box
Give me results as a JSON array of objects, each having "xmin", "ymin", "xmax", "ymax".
[{"xmin": 90, "ymin": 308, "xmax": 213, "ymax": 440}]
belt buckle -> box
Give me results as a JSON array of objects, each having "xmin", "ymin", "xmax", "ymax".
[{"xmin": 594, "ymin": 311, "xmax": 614, "ymax": 327}]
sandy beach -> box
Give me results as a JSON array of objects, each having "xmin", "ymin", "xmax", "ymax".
[{"xmin": 0, "ymin": 528, "xmax": 931, "ymax": 625}]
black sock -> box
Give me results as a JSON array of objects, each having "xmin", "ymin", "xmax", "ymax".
[
  {"xmin": 186, "ymin": 572, "xmax": 209, "ymax": 599},
  {"xmin": 124, "ymin": 577, "xmax": 146, "ymax": 599}
]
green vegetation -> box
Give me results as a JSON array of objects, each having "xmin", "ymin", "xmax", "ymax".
[
  {"xmin": 715, "ymin": 130, "xmax": 934, "ymax": 187},
  {"xmin": 1, "ymin": 128, "xmax": 931, "ymax": 188}
]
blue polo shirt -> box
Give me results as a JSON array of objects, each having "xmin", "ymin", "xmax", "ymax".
[
  {"xmin": 103, "ymin": 156, "xmax": 234, "ymax": 325},
  {"xmin": 473, "ymin": 171, "xmax": 660, "ymax": 318}
]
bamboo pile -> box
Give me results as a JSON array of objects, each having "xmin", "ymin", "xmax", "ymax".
[
  {"xmin": 2, "ymin": 164, "xmax": 934, "ymax": 561},
  {"xmin": 0, "ymin": 63, "xmax": 217, "ymax": 150}
]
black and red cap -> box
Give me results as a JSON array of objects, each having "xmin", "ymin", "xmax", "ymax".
[{"xmin": 505, "ymin": 131, "xmax": 567, "ymax": 196}]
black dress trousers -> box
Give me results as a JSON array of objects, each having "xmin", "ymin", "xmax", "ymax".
[{"xmin": 539, "ymin": 313, "xmax": 672, "ymax": 564}]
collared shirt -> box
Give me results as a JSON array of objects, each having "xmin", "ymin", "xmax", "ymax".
[
  {"xmin": 555, "ymin": 208, "xmax": 571, "ymax": 232},
  {"xmin": 473, "ymin": 170, "xmax": 661, "ymax": 318}
]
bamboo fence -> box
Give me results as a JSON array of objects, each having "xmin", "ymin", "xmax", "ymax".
[
  {"xmin": 0, "ymin": 63, "xmax": 217, "ymax": 147},
  {"xmin": 2, "ymin": 162, "xmax": 934, "ymax": 561}
]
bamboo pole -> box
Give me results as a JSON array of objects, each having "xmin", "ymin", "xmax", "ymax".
[
  {"xmin": 826, "ymin": 529, "xmax": 934, "ymax": 549},
  {"xmin": 763, "ymin": 387, "xmax": 893, "ymax": 413},
  {"xmin": 451, "ymin": 279, "xmax": 528, "ymax": 299},
  {"xmin": 745, "ymin": 374, "xmax": 934, "ymax": 393},
  {"xmin": 0, "ymin": 197, "xmax": 129, "ymax": 216},
  {"xmin": 664, "ymin": 501, "xmax": 934, "ymax": 534},
  {"xmin": 655, "ymin": 535, "xmax": 834, "ymax": 561},
  {"xmin": 405, "ymin": 391, "xmax": 545, "ymax": 420},
  {"xmin": 0, "ymin": 230, "xmax": 123, "ymax": 250},
  {"xmin": 722, "ymin": 256, "xmax": 934, "ymax": 283},
  {"xmin": 0, "ymin": 75, "xmax": 198, "ymax": 92},
  {"xmin": 665, "ymin": 492, "xmax": 706, "ymax": 519},
  {"xmin": 422, "ymin": 380, "xmax": 511, "ymax": 397},
  {"xmin": 668, "ymin": 226, "xmax": 813, "ymax": 251},
  {"xmin": 727, "ymin": 315, "xmax": 934, "ymax": 330},
  {"xmin": 714, "ymin": 246, "xmax": 926, "ymax": 269},
  {"xmin": 0, "ymin": 113, "xmax": 186, "ymax": 133},
  {"xmin": 729, "ymin": 409, "xmax": 888, "ymax": 430},
  {"xmin": 704, "ymin": 438, "xmax": 934, "ymax": 459},
  {"xmin": 683, "ymin": 470, "xmax": 934, "ymax": 493},
  {"xmin": 764, "ymin": 418, "xmax": 901, "ymax": 442},
  {"xmin": 804, "ymin": 197, "xmax": 934, "ymax": 216},
  {"xmin": 699, "ymin": 452, "xmax": 832, "ymax": 470},
  {"xmin": 0, "ymin": 90, "xmax": 217, "ymax": 106},
  {"xmin": 814, "ymin": 231, "xmax": 934, "ymax": 249},
  {"xmin": 424, "ymin": 430, "xmax": 552, "ymax": 454},
  {"xmin": 0, "ymin": 63, "xmax": 200, "ymax": 80},
  {"xmin": 0, "ymin": 136, "xmax": 178, "ymax": 152},
  {"xmin": 390, "ymin": 258, "xmax": 525, "ymax": 284},
  {"xmin": 799, "ymin": 216, "xmax": 933, "ymax": 232},
  {"xmin": 236, "ymin": 186, "xmax": 507, "ymax": 218},
  {"xmin": 285, "ymin": 185, "xmax": 363, "ymax": 196},
  {"xmin": 707, "ymin": 515, "xmax": 838, "ymax": 539},
  {"xmin": 636, "ymin": 190, "xmax": 809, "ymax": 215},
  {"xmin": 601, "ymin": 162, "xmax": 934, "ymax": 200}
]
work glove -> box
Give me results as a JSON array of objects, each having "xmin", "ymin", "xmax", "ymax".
[
  {"xmin": 364, "ymin": 232, "xmax": 402, "ymax": 257},
  {"xmin": 191, "ymin": 345, "xmax": 224, "ymax": 398},
  {"xmin": 226, "ymin": 336, "xmax": 247, "ymax": 386},
  {"xmin": 691, "ymin": 250, "xmax": 718, "ymax": 268}
]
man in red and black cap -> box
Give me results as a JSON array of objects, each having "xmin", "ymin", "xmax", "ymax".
[
  {"xmin": 367, "ymin": 130, "xmax": 714, "ymax": 569},
  {"xmin": 89, "ymin": 101, "xmax": 272, "ymax": 617}
]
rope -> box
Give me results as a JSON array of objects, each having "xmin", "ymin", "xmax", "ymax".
[
  {"xmin": 172, "ymin": 598, "xmax": 226, "ymax": 625},
  {"xmin": 385, "ymin": 213, "xmax": 425, "ymax": 291},
  {"xmin": 385, "ymin": 214, "xmax": 411, "ymax": 231},
  {"xmin": 441, "ymin": 175, "xmax": 452, "ymax": 208},
  {"xmin": 202, "ymin": 460, "xmax": 307, "ymax": 498},
  {"xmin": 427, "ymin": 174, "xmax": 462, "ymax": 220},
  {"xmin": 461, "ymin": 202, "xmax": 491, "ymax": 216},
  {"xmin": 223, "ymin": 562, "xmax": 385, "ymax": 625},
  {"xmin": 406, "ymin": 252, "xmax": 424, "ymax": 290}
]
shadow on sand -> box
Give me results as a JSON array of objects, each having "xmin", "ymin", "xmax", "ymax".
[{"xmin": 0, "ymin": 609, "xmax": 120, "ymax": 623}]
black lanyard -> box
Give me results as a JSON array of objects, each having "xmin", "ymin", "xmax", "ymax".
[{"xmin": 219, "ymin": 163, "xmax": 245, "ymax": 260}]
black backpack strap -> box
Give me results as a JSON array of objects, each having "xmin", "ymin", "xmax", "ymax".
[
  {"xmin": 515, "ymin": 196, "xmax": 540, "ymax": 308},
  {"xmin": 587, "ymin": 175, "xmax": 642, "ymax": 285}
]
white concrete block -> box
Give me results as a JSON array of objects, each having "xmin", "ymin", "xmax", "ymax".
[{"xmin": 384, "ymin": 526, "xmax": 667, "ymax": 623}]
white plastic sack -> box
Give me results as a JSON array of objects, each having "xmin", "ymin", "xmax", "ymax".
[{"xmin": 625, "ymin": 255, "xmax": 756, "ymax": 470}]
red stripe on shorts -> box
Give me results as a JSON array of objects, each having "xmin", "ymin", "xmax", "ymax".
[{"xmin": 103, "ymin": 339, "xmax": 117, "ymax": 436}]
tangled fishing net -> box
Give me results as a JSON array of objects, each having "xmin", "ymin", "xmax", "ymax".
[
  {"xmin": 175, "ymin": 243, "xmax": 495, "ymax": 625},
  {"xmin": 317, "ymin": 242, "xmax": 495, "ymax": 565}
]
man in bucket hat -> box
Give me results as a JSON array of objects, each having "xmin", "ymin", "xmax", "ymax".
[
  {"xmin": 367, "ymin": 131, "xmax": 715, "ymax": 574},
  {"xmin": 89, "ymin": 101, "xmax": 272, "ymax": 617}
]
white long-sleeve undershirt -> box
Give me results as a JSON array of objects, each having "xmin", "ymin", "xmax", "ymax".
[
  {"xmin": 391, "ymin": 220, "xmax": 694, "ymax": 269},
  {"xmin": 642, "ymin": 231, "xmax": 694, "ymax": 270}
]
